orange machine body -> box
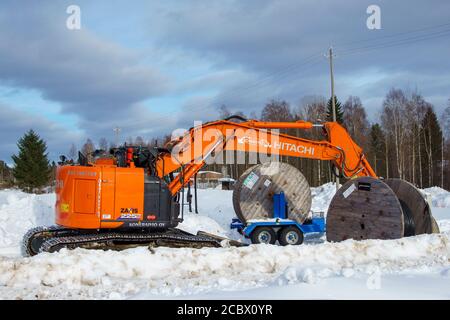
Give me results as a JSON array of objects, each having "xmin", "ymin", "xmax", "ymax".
[
  {"xmin": 55, "ymin": 164, "xmax": 145, "ymax": 229},
  {"xmin": 54, "ymin": 119, "xmax": 376, "ymax": 230}
]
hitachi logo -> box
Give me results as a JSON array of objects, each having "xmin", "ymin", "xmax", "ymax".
[
  {"xmin": 273, "ymin": 141, "xmax": 314, "ymax": 155},
  {"xmin": 237, "ymin": 136, "xmax": 314, "ymax": 155}
]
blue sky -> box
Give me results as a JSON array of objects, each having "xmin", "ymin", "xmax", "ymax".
[{"xmin": 0, "ymin": 0, "xmax": 449, "ymax": 163}]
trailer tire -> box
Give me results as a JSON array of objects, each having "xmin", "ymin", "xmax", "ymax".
[
  {"xmin": 278, "ymin": 226, "xmax": 304, "ymax": 246},
  {"xmin": 251, "ymin": 227, "xmax": 277, "ymax": 245}
]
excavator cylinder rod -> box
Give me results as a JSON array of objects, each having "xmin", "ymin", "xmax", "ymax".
[{"xmin": 246, "ymin": 120, "xmax": 314, "ymax": 129}]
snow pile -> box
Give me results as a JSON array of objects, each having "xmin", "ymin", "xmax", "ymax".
[
  {"xmin": 0, "ymin": 183, "xmax": 449, "ymax": 299},
  {"xmin": 0, "ymin": 189, "xmax": 54, "ymax": 249},
  {"xmin": 310, "ymin": 182, "xmax": 336, "ymax": 215},
  {"xmin": 422, "ymin": 187, "xmax": 450, "ymax": 208},
  {"xmin": 0, "ymin": 231, "xmax": 448, "ymax": 299},
  {"xmin": 178, "ymin": 190, "xmax": 238, "ymax": 239}
]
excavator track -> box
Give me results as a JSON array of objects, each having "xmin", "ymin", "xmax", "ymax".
[
  {"xmin": 22, "ymin": 225, "xmax": 72, "ymax": 257},
  {"xmin": 23, "ymin": 227, "xmax": 223, "ymax": 257}
]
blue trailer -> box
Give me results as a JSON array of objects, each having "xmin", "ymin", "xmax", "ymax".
[{"xmin": 230, "ymin": 192, "xmax": 325, "ymax": 245}]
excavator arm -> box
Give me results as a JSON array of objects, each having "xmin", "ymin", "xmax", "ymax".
[{"xmin": 155, "ymin": 118, "xmax": 376, "ymax": 195}]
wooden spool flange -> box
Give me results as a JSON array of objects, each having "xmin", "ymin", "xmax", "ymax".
[
  {"xmin": 232, "ymin": 162, "xmax": 311, "ymax": 224},
  {"xmin": 431, "ymin": 217, "xmax": 440, "ymax": 234},
  {"xmin": 326, "ymin": 177, "xmax": 405, "ymax": 242},
  {"xmin": 384, "ymin": 178, "xmax": 433, "ymax": 235},
  {"xmin": 232, "ymin": 164, "xmax": 259, "ymax": 219}
]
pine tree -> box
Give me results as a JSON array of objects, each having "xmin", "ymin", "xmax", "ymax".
[
  {"xmin": 11, "ymin": 130, "xmax": 51, "ymax": 193},
  {"xmin": 369, "ymin": 123, "xmax": 386, "ymax": 177},
  {"xmin": 326, "ymin": 96, "xmax": 344, "ymax": 123}
]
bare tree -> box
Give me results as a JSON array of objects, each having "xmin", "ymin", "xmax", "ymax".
[
  {"xmin": 218, "ymin": 104, "xmax": 231, "ymax": 119},
  {"xmin": 98, "ymin": 137, "xmax": 108, "ymax": 151},
  {"xmin": 81, "ymin": 139, "xmax": 95, "ymax": 163},
  {"xmin": 68, "ymin": 143, "xmax": 77, "ymax": 160},
  {"xmin": 343, "ymin": 96, "xmax": 369, "ymax": 151},
  {"xmin": 442, "ymin": 99, "xmax": 450, "ymax": 140},
  {"xmin": 135, "ymin": 136, "xmax": 145, "ymax": 146},
  {"xmin": 406, "ymin": 92, "xmax": 429, "ymax": 186},
  {"xmin": 442, "ymin": 100, "xmax": 450, "ymax": 189},
  {"xmin": 381, "ymin": 88, "xmax": 409, "ymax": 179},
  {"xmin": 261, "ymin": 100, "xmax": 293, "ymax": 121},
  {"xmin": 296, "ymin": 96, "xmax": 327, "ymax": 185},
  {"xmin": 421, "ymin": 106, "xmax": 443, "ymax": 187},
  {"xmin": 148, "ymin": 138, "xmax": 158, "ymax": 148}
]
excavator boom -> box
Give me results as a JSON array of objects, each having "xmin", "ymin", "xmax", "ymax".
[{"xmin": 156, "ymin": 119, "xmax": 376, "ymax": 195}]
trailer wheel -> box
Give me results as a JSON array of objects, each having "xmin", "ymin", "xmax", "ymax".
[
  {"xmin": 278, "ymin": 227, "xmax": 304, "ymax": 246},
  {"xmin": 251, "ymin": 227, "xmax": 277, "ymax": 245}
]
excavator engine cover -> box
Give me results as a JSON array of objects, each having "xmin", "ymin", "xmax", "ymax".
[{"xmin": 55, "ymin": 165, "xmax": 180, "ymax": 230}]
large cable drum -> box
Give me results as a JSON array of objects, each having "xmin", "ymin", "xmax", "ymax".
[
  {"xmin": 326, "ymin": 177, "xmax": 440, "ymax": 242},
  {"xmin": 326, "ymin": 177, "xmax": 405, "ymax": 242},
  {"xmin": 232, "ymin": 164, "xmax": 259, "ymax": 219},
  {"xmin": 233, "ymin": 162, "xmax": 311, "ymax": 224},
  {"xmin": 384, "ymin": 178, "xmax": 433, "ymax": 235}
]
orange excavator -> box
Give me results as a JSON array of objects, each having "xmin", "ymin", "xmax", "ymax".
[{"xmin": 23, "ymin": 116, "xmax": 430, "ymax": 255}]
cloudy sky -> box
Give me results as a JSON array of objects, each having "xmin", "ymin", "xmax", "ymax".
[{"xmin": 0, "ymin": 0, "xmax": 449, "ymax": 162}]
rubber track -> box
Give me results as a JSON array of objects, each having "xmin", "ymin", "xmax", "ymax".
[
  {"xmin": 21, "ymin": 225, "xmax": 67, "ymax": 257},
  {"xmin": 39, "ymin": 228, "xmax": 221, "ymax": 253}
]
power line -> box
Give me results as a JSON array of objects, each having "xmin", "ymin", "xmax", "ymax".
[
  {"xmin": 142, "ymin": 54, "xmax": 324, "ymax": 125},
  {"xmin": 136, "ymin": 21, "xmax": 450, "ymax": 135},
  {"xmin": 338, "ymin": 27, "xmax": 450, "ymax": 56},
  {"xmin": 335, "ymin": 21, "xmax": 450, "ymax": 50}
]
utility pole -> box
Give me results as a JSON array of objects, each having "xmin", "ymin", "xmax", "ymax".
[
  {"xmin": 113, "ymin": 127, "xmax": 121, "ymax": 147},
  {"xmin": 326, "ymin": 46, "xmax": 339, "ymax": 191}
]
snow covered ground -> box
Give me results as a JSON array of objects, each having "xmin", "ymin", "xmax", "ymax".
[{"xmin": 0, "ymin": 183, "xmax": 449, "ymax": 300}]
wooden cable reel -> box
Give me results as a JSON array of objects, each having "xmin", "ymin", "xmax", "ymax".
[
  {"xmin": 232, "ymin": 164, "xmax": 259, "ymax": 219},
  {"xmin": 326, "ymin": 177, "xmax": 439, "ymax": 242},
  {"xmin": 233, "ymin": 162, "xmax": 311, "ymax": 224},
  {"xmin": 384, "ymin": 178, "xmax": 436, "ymax": 234}
]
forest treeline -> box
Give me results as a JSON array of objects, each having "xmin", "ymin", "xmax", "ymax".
[{"xmin": 75, "ymin": 87, "xmax": 449, "ymax": 190}]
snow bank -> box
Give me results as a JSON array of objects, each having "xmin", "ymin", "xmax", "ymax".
[
  {"xmin": 0, "ymin": 189, "xmax": 54, "ymax": 250},
  {"xmin": 310, "ymin": 182, "xmax": 336, "ymax": 215},
  {"xmin": 422, "ymin": 187, "xmax": 450, "ymax": 208},
  {"xmin": 0, "ymin": 184, "xmax": 449, "ymax": 299},
  {"xmin": 0, "ymin": 231, "xmax": 448, "ymax": 299},
  {"xmin": 178, "ymin": 189, "xmax": 240, "ymax": 240}
]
